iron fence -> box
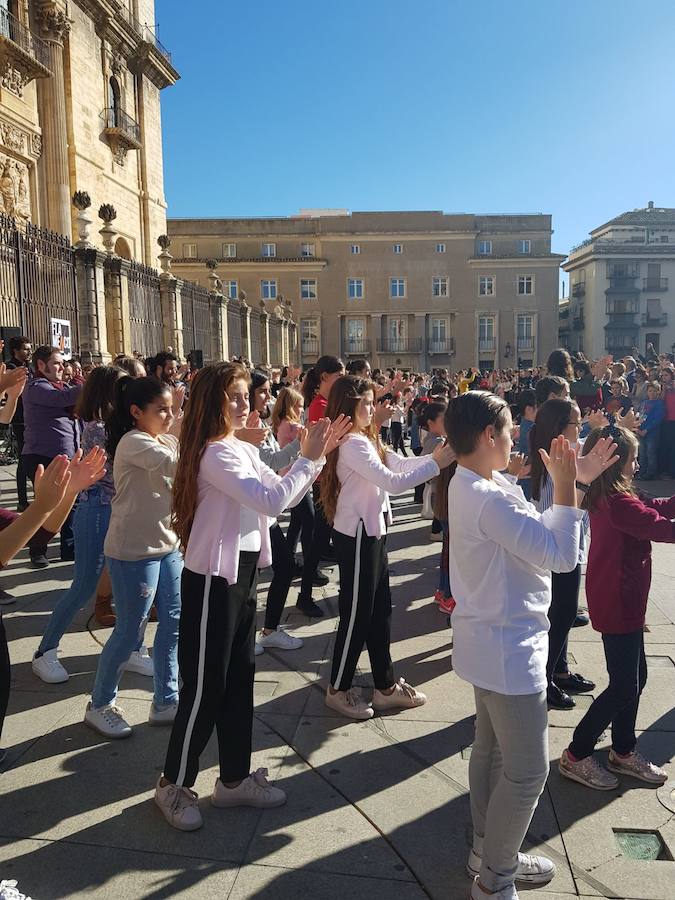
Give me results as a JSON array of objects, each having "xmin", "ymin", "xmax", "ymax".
[
  {"xmin": 180, "ymin": 280, "xmax": 213, "ymax": 363},
  {"xmin": 249, "ymin": 308, "xmax": 262, "ymax": 365},
  {"xmin": 126, "ymin": 260, "xmax": 162, "ymax": 359}
]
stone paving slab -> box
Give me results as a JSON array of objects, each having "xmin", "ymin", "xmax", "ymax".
[{"xmin": 1, "ymin": 465, "xmax": 675, "ymax": 898}]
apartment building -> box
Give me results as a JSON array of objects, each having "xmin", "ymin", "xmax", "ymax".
[
  {"xmin": 561, "ymin": 202, "xmax": 675, "ymax": 359},
  {"xmin": 168, "ymin": 210, "xmax": 564, "ymax": 371}
]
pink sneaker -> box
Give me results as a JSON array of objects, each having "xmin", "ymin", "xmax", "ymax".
[{"xmin": 607, "ymin": 749, "xmax": 668, "ymax": 784}]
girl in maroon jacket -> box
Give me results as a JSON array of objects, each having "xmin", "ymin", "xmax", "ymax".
[{"xmin": 559, "ymin": 422, "xmax": 675, "ymax": 791}]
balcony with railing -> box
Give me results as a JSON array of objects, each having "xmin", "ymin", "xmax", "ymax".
[
  {"xmin": 377, "ymin": 337, "xmax": 423, "ymax": 354},
  {"xmin": 573, "ymin": 314, "xmax": 585, "ymax": 330},
  {"xmin": 517, "ymin": 337, "xmax": 535, "ymax": 352},
  {"xmin": 606, "ymin": 298, "xmax": 639, "ymax": 316},
  {"xmin": 642, "ymin": 312, "xmax": 668, "ymax": 327},
  {"xmin": 100, "ymin": 107, "xmax": 142, "ymax": 151},
  {"xmin": 116, "ymin": 6, "xmax": 173, "ymax": 63},
  {"xmin": 301, "ymin": 338, "xmax": 319, "ymax": 356},
  {"xmin": 478, "ymin": 338, "xmax": 496, "ymax": 353},
  {"xmin": 427, "ymin": 337, "xmax": 455, "ymax": 355},
  {"xmin": 606, "ymin": 275, "xmax": 638, "ymax": 292},
  {"xmin": 0, "ymin": 7, "xmax": 51, "ymax": 84},
  {"xmin": 343, "ymin": 338, "xmax": 371, "ymax": 356},
  {"xmin": 571, "ymin": 281, "xmax": 586, "ymax": 297},
  {"xmin": 605, "ymin": 314, "xmax": 639, "ymax": 330},
  {"xmin": 642, "ymin": 277, "xmax": 668, "ymax": 291}
]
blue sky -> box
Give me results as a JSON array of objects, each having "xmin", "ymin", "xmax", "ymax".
[{"xmin": 158, "ymin": 0, "xmax": 674, "ymax": 288}]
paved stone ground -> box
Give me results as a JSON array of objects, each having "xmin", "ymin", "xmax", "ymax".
[{"xmin": 0, "ymin": 463, "xmax": 674, "ymax": 899}]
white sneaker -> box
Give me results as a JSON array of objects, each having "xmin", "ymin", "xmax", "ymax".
[
  {"xmin": 254, "ymin": 641, "xmax": 264, "ymax": 656},
  {"xmin": 372, "ymin": 677, "xmax": 427, "ymax": 711},
  {"xmin": 470, "ymin": 877, "xmax": 518, "ymax": 900},
  {"xmin": 257, "ymin": 627, "xmax": 304, "ymax": 651},
  {"xmin": 467, "ymin": 847, "xmax": 555, "ymax": 884},
  {"xmin": 149, "ymin": 702, "xmax": 178, "ymax": 726},
  {"xmin": 0, "ymin": 879, "xmax": 33, "ymax": 900},
  {"xmin": 32, "ymin": 649, "xmax": 69, "ymax": 684},
  {"xmin": 122, "ymin": 647, "xmax": 154, "ymax": 677},
  {"xmin": 325, "ymin": 687, "xmax": 374, "ymax": 720},
  {"xmin": 154, "ymin": 777, "xmax": 203, "ymax": 831},
  {"xmin": 84, "ymin": 701, "xmax": 132, "ymax": 738},
  {"xmin": 211, "ymin": 768, "xmax": 286, "ymax": 808}
]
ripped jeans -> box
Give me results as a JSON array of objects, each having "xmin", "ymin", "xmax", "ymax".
[{"xmin": 91, "ymin": 551, "xmax": 182, "ymax": 710}]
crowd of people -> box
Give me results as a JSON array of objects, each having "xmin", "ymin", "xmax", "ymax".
[{"xmin": 0, "ymin": 335, "xmax": 674, "ymax": 900}]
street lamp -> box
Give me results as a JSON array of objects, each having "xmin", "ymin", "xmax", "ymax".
[{"xmin": 504, "ymin": 341, "xmax": 512, "ymax": 359}]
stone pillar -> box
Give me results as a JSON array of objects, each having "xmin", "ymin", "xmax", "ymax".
[
  {"xmin": 160, "ymin": 275, "xmax": 183, "ymax": 358},
  {"xmin": 280, "ymin": 319, "xmax": 289, "ymax": 366},
  {"xmin": 36, "ymin": 2, "xmax": 72, "ymax": 236},
  {"xmin": 75, "ymin": 247, "xmax": 110, "ymax": 362},
  {"xmin": 103, "ymin": 258, "xmax": 125, "ymax": 356},
  {"xmin": 209, "ymin": 291, "xmax": 224, "ymax": 362},
  {"xmin": 260, "ymin": 310, "xmax": 270, "ymax": 366},
  {"xmin": 221, "ymin": 296, "xmax": 230, "ymax": 360},
  {"xmin": 240, "ymin": 302, "xmax": 252, "ymax": 363}
]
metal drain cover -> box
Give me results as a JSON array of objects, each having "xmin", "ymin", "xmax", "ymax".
[{"xmin": 614, "ymin": 829, "xmax": 665, "ymax": 860}]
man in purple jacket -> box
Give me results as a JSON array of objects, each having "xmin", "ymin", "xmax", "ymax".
[{"xmin": 22, "ymin": 346, "xmax": 83, "ymax": 567}]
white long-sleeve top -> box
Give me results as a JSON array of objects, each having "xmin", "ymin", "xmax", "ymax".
[
  {"xmin": 448, "ymin": 465, "xmax": 584, "ymax": 695},
  {"xmin": 333, "ymin": 433, "xmax": 439, "ymax": 538},
  {"xmin": 185, "ymin": 437, "xmax": 322, "ymax": 583}
]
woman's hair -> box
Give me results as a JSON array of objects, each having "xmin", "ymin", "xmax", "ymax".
[
  {"xmin": 105, "ymin": 376, "xmax": 169, "ymax": 458},
  {"xmin": 418, "ymin": 401, "xmax": 447, "ymax": 430},
  {"xmin": 581, "ymin": 424, "xmax": 638, "ymax": 512},
  {"xmin": 320, "ymin": 375, "xmax": 384, "ymax": 524},
  {"xmin": 573, "ymin": 359, "xmax": 591, "ymax": 379},
  {"xmin": 546, "ymin": 348, "xmax": 574, "ymax": 381},
  {"xmin": 249, "ymin": 368, "xmax": 271, "ymax": 418},
  {"xmin": 433, "ymin": 460, "xmax": 457, "ymax": 521},
  {"xmin": 172, "ymin": 362, "xmax": 250, "ymax": 551},
  {"xmin": 529, "ymin": 399, "xmax": 579, "ymax": 501},
  {"xmin": 301, "ymin": 355, "xmax": 343, "ymax": 406},
  {"xmin": 444, "ymin": 391, "xmax": 510, "ymax": 457},
  {"xmin": 113, "ymin": 354, "xmax": 147, "ymax": 378},
  {"xmin": 75, "ymin": 365, "xmax": 127, "ymax": 423},
  {"xmin": 534, "ymin": 374, "xmax": 568, "ymax": 405},
  {"xmin": 271, "ymin": 386, "xmax": 303, "ymax": 433}
]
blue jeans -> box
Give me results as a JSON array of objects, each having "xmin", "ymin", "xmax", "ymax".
[
  {"xmin": 91, "ymin": 550, "xmax": 182, "ymax": 709},
  {"xmin": 38, "ymin": 489, "xmax": 119, "ymax": 655},
  {"xmin": 639, "ymin": 431, "xmax": 659, "ymax": 478}
]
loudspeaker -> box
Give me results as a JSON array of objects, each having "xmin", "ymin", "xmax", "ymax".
[
  {"xmin": 188, "ymin": 348, "xmax": 204, "ymax": 369},
  {"xmin": 0, "ymin": 327, "xmax": 21, "ymax": 363}
]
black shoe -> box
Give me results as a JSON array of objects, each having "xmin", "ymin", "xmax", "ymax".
[
  {"xmin": 296, "ymin": 599, "xmax": 324, "ymax": 618},
  {"xmin": 60, "ymin": 548, "xmax": 75, "ymax": 562},
  {"xmin": 553, "ymin": 672, "xmax": 596, "ymax": 694},
  {"xmin": 547, "ymin": 683, "xmax": 576, "ymax": 710},
  {"xmin": 572, "ymin": 611, "xmax": 590, "ymax": 628},
  {"xmin": 292, "ymin": 563, "xmax": 304, "ymax": 578},
  {"xmin": 30, "ymin": 553, "xmax": 49, "ymax": 569},
  {"xmin": 313, "ymin": 572, "xmax": 330, "ymax": 587}
]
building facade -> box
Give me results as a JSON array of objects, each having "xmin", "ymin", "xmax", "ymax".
[
  {"xmin": 167, "ymin": 210, "xmax": 564, "ymax": 371},
  {"xmin": 0, "ymin": 0, "xmax": 177, "ymax": 263},
  {"xmin": 561, "ymin": 203, "xmax": 675, "ymax": 359}
]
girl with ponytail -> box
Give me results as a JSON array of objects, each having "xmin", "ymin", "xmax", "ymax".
[
  {"xmin": 84, "ymin": 376, "xmax": 183, "ymax": 739},
  {"xmin": 320, "ymin": 376, "xmax": 455, "ymax": 720}
]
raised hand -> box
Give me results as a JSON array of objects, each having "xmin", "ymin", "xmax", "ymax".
[
  {"xmin": 300, "ymin": 418, "xmax": 331, "ymax": 461},
  {"xmin": 171, "ymin": 382, "xmax": 186, "ymax": 414},
  {"xmin": 66, "ymin": 447, "xmax": 107, "ymax": 493},
  {"xmin": 374, "ymin": 400, "xmax": 392, "ymax": 427},
  {"xmin": 507, "ymin": 452, "xmax": 527, "ymax": 478},
  {"xmin": 577, "ymin": 436, "xmax": 620, "ymax": 485},
  {"xmin": 615, "ymin": 408, "xmax": 639, "ymax": 433},
  {"xmin": 323, "ymin": 413, "xmax": 352, "ymax": 454},
  {"xmin": 235, "ymin": 426, "xmax": 268, "ymax": 446},
  {"xmin": 0, "ymin": 363, "xmax": 28, "ymax": 395},
  {"xmin": 245, "ymin": 410, "xmax": 260, "ymax": 429},
  {"xmin": 539, "ymin": 436, "xmax": 577, "ymax": 488},
  {"xmin": 33, "ymin": 455, "xmax": 71, "ymax": 512},
  {"xmin": 584, "ymin": 409, "xmax": 609, "ymax": 431},
  {"xmin": 432, "ymin": 440, "xmax": 455, "ymax": 469}
]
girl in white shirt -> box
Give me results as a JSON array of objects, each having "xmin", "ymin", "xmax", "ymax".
[
  {"xmin": 157, "ymin": 362, "xmax": 344, "ymax": 832},
  {"xmin": 320, "ymin": 376, "xmax": 454, "ymax": 720},
  {"xmin": 445, "ymin": 390, "xmax": 617, "ymax": 900}
]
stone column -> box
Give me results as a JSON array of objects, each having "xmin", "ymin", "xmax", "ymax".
[
  {"xmin": 160, "ymin": 275, "xmax": 183, "ymax": 358},
  {"xmin": 221, "ymin": 296, "xmax": 230, "ymax": 360},
  {"xmin": 260, "ymin": 310, "xmax": 270, "ymax": 366},
  {"xmin": 240, "ymin": 302, "xmax": 252, "ymax": 363},
  {"xmin": 103, "ymin": 258, "xmax": 124, "ymax": 356},
  {"xmin": 36, "ymin": 2, "xmax": 72, "ymax": 236},
  {"xmin": 75, "ymin": 247, "xmax": 110, "ymax": 362},
  {"xmin": 209, "ymin": 291, "xmax": 224, "ymax": 362},
  {"xmin": 280, "ymin": 319, "xmax": 289, "ymax": 366}
]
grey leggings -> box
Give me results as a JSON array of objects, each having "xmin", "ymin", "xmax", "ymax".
[{"xmin": 470, "ymin": 687, "xmax": 549, "ymax": 892}]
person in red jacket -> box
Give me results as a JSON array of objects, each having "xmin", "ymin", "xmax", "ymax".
[{"xmin": 559, "ymin": 423, "xmax": 675, "ymax": 791}]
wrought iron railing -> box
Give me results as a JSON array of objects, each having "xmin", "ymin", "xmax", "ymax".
[
  {"xmin": 572, "ymin": 282, "xmax": 585, "ymax": 297},
  {"xmin": 427, "ymin": 338, "xmax": 455, "ymax": 354},
  {"xmin": 0, "ymin": 7, "xmax": 51, "ymax": 70},
  {"xmin": 478, "ymin": 338, "xmax": 496, "ymax": 352},
  {"xmin": 100, "ymin": 107, "xmax": 141, "ymax": 144},
  {"xmin": 642, "ymin": 277, "xmax": 668, "ymax": 291},
  {"xmin": 116, "ymin": 5, "xmax": 173, "ymax": 63},
  {"xmin": 344, "ymin": 338, "xmax": 370, "ymax": 355},
  {"xmin": 377, "ymin": 337, "xmax": 423, "ymax": 353},
  {"xmin": 517, "ymin": 337, "xmax": 535, "ymax": 351},
  {"xmin": 301, "ymin": 338, "xmax": 319, "ymax": 356},
  {"xmin": 642, "ymin": 312, "xmax": 668, "ymax": 326}
]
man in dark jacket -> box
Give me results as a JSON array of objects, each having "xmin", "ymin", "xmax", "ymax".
[{"xmin": 5, "ymin": 335, "xmax": 31, "ymax": 511}]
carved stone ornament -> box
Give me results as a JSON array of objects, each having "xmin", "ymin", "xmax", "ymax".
[
  {"xmin": 0, "ymin": 154, "xmax": 31, "ymax": 224},
  {"xmin": 72, "ymin": 190, "xmax": 91, "ymax": 211},
  {"xmin": 157, "ymin": 234, "xmax": 171, "ymax": 250},
  {"xmin": 98, "ymin": 203, "xmax": 117, "ymax": 223},
  {"xmin": 30, "ymin": 133, "xmax": 42, "ymax": 158},
  {"xmin": 0, "ymin": 65, "xmax": 31, "ymax": 98},
  {"xmin": 111, "ymin": 52, "xmax": 124, "ymax": 77},
  {"xmin": 36, "ymin": 4, "xmax": 71, "ymax": 43},
  {"xmin": 0, "ymin": 122, "xmax": 24, "ymax": 154},
  {"xmin": 109, "ymin": 141, "xmax": 128, "ymax": 166}
]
